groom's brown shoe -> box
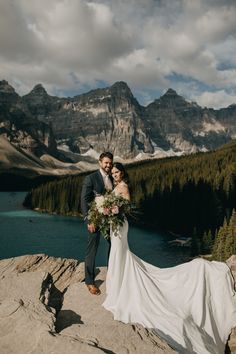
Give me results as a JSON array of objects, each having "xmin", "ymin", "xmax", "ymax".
[{"xmin": 86, "ymin": 284, "xmax": 101, "ymax": 295}]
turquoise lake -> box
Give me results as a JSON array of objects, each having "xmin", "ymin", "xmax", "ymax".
[{"xmin": 0, "ymin": 192, "xmax": 190, "ymax": 267}]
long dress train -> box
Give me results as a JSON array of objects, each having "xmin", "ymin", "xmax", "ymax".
[{"xmin": 102, "ymin": 218, "xmax": 236, "ymax": 354}]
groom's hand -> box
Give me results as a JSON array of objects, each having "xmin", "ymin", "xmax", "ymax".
[{"xmin": 88, "ymin": 223, "xmax": 96, "ymax": 233}]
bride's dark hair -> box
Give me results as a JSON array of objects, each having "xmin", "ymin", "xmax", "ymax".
[{"xmin": 112, "ymin": 162, "xmax": 129, "ymax": 185}]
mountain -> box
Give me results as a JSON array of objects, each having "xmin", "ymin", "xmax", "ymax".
[
  {"xmin": 0, "ymin": 135, "xmax": 48, "ymax": 175},
  {"xmin": 144, "ymin": 88, "xmax": 232, "ymax": 153},
  {"xmin": 0, "ymin": 135, "xmax": 96, "ymax": 178},
  {"xmin": 1, "ymin": 79, "xmax": 236, "ymax": 162},
  {"xmin": 22, "ymin": 81, "xmax": 153, "ymax": 158},
  {"xmin": 0, "ymin": 80, "xmax": 58, "ymax": 157}
]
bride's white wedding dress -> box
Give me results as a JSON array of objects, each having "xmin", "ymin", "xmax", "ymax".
[{"xmin": 102, "ymin": 185, "xmax": 236, "ymax": 354}]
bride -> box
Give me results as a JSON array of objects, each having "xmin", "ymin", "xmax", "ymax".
[{"xmin": 102, "ymin": 162, "xmax": 236, "ymax": 354}]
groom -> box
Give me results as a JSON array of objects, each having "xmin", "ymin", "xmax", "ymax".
[{"xmin": 81, "ymin": 151, "xmax": 113, "ymax": 295}]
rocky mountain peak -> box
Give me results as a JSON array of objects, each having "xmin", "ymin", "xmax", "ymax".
[
  {"xmin": 0, "ymin": 80, "xmax": 17, "ymax": 95},
  {"xmin": 1, "ymin": 79, "xmax": 236, "ymax": 161},
  {"xmin": 160, "ymin": 88, "xmax": 186, "ymax": 103},
  {"xmin": 148, "ymin": 88, "xmax": 191, "ymax": 110},
  {"xmin": 0, "ymin": 80, "xmax": 19, "ymax": 105},
  {"xmin": 164, "ymin": 88, "xmax": 178, "ymax": 96},
  {"xmin": 227, "ymin": 103, "xmax": 236, "ymax": 109},
  {"xmin": 22, "ymin": 83, "xmax": 58, "ymax": 118},
  {"xmin": 28, "ymin": 83, "xmax": 49, "ymax": 97},
  {"xmin": 110, "ymin": 81, "xmax": 133, "ymax": 98}
]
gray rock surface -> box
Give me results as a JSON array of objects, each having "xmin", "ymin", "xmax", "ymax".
[
  {"xmin": 57, "ymin": 267, "xmax": 177, "ymax": 354},
  {"xmin": 0, "ymin": 80, "xmax": 57, "ymax": 157},
  {"xmin": 2, "ymin": 79, "xmax": 236, "ymax": 162},
  {"xmin": 144, "ymin": 88, "xmax": 232, "ymax": 153},
  {"xmin": 23, "ymin": 81, "xmax": 153, "ymax": 159},
  {"xmin": 0, "ymin": 254, "xmax": 235, "ymax": 353},
  {"xmin": 0, "ymin": 135, "xmax": 97, "ymax": 179},
  {"xmin": 226, "ymin": 255, "xmax": 236, "ymax": 354},
  {"xmin": 0, "ymin": 254, "xmax": 177, "ymax": 353},
  {"xmin": 227, "ymin": 255, "xmax": 236, "ymax": 283},
  {"xmin": 24, "ymin": 81, "xmax": 236, "ymax": 158}
]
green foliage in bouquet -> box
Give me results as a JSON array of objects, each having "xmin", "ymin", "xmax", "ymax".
[{"xmin": 87, "ymin": 191, "xmax": 135, "ymax": 239}]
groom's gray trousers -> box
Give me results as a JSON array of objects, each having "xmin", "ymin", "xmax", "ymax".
[
  {"xmin": 81, "ymin": 170, "xmax": 112, "ymax": 285},
  {"xmin": 85, "ymin": 230, "xmax": 100, "ymax": 285},
  {"xmin": 85, "ymin": 229, "xmax": 111, "ymax": 285}
]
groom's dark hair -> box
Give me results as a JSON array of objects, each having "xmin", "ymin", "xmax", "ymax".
[{"xmin": 99, "ymin": 152, "xmax": 113, "ymax": 161}]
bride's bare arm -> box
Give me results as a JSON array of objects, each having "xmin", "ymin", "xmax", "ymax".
[{"xmin": 117, "ymin": 184, "xmax": 130, "ymax": 201}]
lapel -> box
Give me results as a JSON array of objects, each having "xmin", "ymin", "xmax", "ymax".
[
  {"xmin": 97, "ymin": 170, "xmax": 105, "ymax": 189},
  {"xmin": 109, "ymin": 175, "xmax": 113, "ymax": 188},
  {"xmin": 97, "ymin": 170, "xmax": 113, "ymax": 190}
]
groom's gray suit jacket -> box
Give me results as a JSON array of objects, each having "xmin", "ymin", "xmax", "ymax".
[{"xmin": 81, "ymin": 170, "xmax": 113, "ymax": 220}]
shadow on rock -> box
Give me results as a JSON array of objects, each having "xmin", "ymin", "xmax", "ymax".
[
  {"xmin": 48, "ymin": 283, "xmax": 65, "ymax": 313},
  {"xmin": 55, "ymin": 309, "xmax": 84, "ymax": 332}
]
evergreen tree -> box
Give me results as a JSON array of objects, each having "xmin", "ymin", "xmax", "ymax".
[
  {"xmin": 201, "ymin": 230, "xmax": 213, "ymax": 254},
  {"xmin": 24, "ymin": 139, "xmax": 236, "ymax": 247},
  {"xmin": 191, "ymin": 227, "xmax": 199, "ymax": 257},
  {"xmin": 212, "ymin": 219, "xmax": 228, "ymax": 261},
  {"xmin": 224, "ymin": 210, "xmax": 236, "ymax": 260}
]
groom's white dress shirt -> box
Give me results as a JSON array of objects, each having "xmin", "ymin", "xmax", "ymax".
[{"xmin": 100, "ymin": 168, "xmax": 113, "ymax": 191}]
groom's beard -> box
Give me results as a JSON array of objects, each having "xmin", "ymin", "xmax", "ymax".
[{"xmin": 102, "ymin": 167, "xmax": 112, "ymax": 174}]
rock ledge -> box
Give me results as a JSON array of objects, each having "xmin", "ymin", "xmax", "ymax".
[{"xmin": 0, "ymin": 254, "xmax": 235, "ymax": 353}]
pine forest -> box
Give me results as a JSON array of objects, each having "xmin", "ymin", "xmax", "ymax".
[{"xmin": 24, "ymin": 139, "xmax": 236, "ymax": 261}]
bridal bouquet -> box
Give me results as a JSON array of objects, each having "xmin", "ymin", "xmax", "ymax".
[{"xmin": 87, "ymin": 192, "xmax": 133, "ymax": 239}]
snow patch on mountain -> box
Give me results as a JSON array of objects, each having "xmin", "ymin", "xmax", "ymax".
[
  {"xmin": 194, "ymin": 119, "xmax": 226, "ymax": 137},
  {"xmin": 81, "ymin": 148, "xmax": 100, "ymax": 159}
]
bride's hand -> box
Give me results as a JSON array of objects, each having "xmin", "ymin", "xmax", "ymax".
[{"xmin": 88, "ymin": 223, "xmax": 96, "ymax": 233}]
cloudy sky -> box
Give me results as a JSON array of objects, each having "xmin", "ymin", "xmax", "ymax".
[{"xmin": 1, "ymin": 0, "xmax": 236, "ymax": 108}]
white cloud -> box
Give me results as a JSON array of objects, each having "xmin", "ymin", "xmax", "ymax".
[
  {"xmin": 195, "ymin": 5, "xmax": 236, "ymax": 42},
  {"xmin": 195, "ymin": 90, "xmax": 236, "ymax": 109},
  {"xmin": 0, "ymin": 0, "xmax": 133, "ymax": 93},
  {"xmin": 0, "ymin": 0, "xmax": 236, "ymax": 108}
]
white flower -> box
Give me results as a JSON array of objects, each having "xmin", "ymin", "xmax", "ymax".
[{"xmin": 95, "ymin": 195, "xmax": 105, "ymax": 213}]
